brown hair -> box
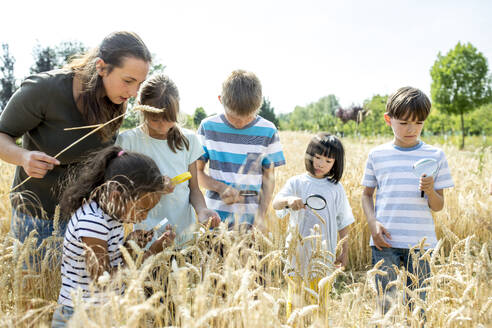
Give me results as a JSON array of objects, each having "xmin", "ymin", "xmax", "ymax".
[
  {"xmin": 66, "ymin": 31, "xmax": 151, "ymax": 141},
  {"xmin": 139, "ymin": 74, "xmax": 189, "ymax": 153},
  {"xmin": 60, "ymin": 146, "xmax": 164, "ymax": 218},
  {"xmin": 386, "ymin": 86, "xmax": 431, "ymax": 121},
  {"xmin": 221, "ymin": 70, "xmax": 262, "ymax": 116}
]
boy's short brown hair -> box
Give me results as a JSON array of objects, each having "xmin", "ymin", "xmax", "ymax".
[
  {"xmin": 386, "ymin": 86, "xmax": 431, "ymax": 121},
  {"xmin": 221, "ymin": 70, "xmax": 263, "ymax": 116}
]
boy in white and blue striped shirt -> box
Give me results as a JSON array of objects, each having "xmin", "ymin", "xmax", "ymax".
[
  {"xmin": 361, "ymin": 87, "xmax": 454, "ymax": 314},
  {"xmin": 197, "ymin": 70, "xmax": 285, "ymax": 230}
]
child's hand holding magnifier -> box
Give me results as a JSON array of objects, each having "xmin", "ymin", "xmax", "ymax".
[
  {"xmin": 419, "ymin": 175, "xmax": 435, "ymax": 196},
  {"xmin": 412, "ymin": 158, "xmax": 439, "ymax": 198},
  {"xmin": 285, "ymin": 196, "xmax": 305, "ymax": 211},
  {"xmin": 161, "ymin": 172, "xmax": 193, "ymax": 195},
  {"xmin": 156, "ymin": 225, "xmax": 176, "ymax": 248}
]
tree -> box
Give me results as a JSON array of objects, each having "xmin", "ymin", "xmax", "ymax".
[
  {"xmin": 430, "ymin": 42, "xmax": 492, "ymax": 149},
  {"xmin": 359, "ymin": 95, "xmax": 389, "ymax": 136},
  {"xmin": 56, "ymin": 40, "xmax": 87, "ymax": 66},
  {"xmin": 0, "ymin": 43, "xmax": 17, "ymax": 112},
  {"xmin": 30, "ymin": 44, "xmax": 58, "ymax": 74},
  {"xmin": 193, "ymin": 107, "xmax": 207, "ymax": 128},
  {"xmin": 279, "ymin": 94, "xmax": 339, "ymax": 131},
  {"xmin": 258, "ymin": 97, "xmax": 279, "ymax": 128}
]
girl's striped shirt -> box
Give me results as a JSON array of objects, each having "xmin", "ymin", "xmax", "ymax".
[{"xmin": 58, "ymin": 201, "xmax": 124, "ymax": 307}]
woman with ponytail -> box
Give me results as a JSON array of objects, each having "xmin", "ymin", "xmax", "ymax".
[
  {"xmin": 0, "ymin": 31, "xmax": 151, "ymax": 261},
  {"xmin": 116, "ymin": 74, "xmax": 220, "ymax": 247}
]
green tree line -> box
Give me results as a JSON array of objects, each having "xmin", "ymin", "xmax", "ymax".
[{"xmin": 1, "ymin": 41, "xmax": 490, "ymax": 142}]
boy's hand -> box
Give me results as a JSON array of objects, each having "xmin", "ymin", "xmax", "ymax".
[
  {"xmin": 419, "ymin": 175, "xmax": 435, "ymax": 195},
  {"xmin": 368, "ymin": 220, "xmax": 391, "ymax": 250},
  {"xmin": 220, "ymin": 186, "xmax": 242, "ymax": 205},
  {"xmin": 125, "ymin": 230, "xmax": 153, "ymax": 249},
  {"xmin": 162, "ymin": 175, "xmax": 175, "ymax": 194},
  {"xmin": 334, "ymin": 252, "xmax": 348, "ymax": 269},
  {"xmin": 286, "ymin": 196, "xmax": 305, "ymax": 211},
  {"xmin": 198, "ymin": 208, "xmax": 221, "ymax": 228}
]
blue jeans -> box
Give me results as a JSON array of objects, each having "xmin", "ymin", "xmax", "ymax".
[
  {"xmin": 371, "ymin": 246, "xmax": 430, "ymax": 314},
  {"xmin": 10, "ymin": 210, "xmax": 68, "ymax": 271},
  {"xmin": 51, "ymin": 305, "xmax": 74, "ymax": 328}
]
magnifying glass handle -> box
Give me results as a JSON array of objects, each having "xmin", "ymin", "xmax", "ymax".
[{"xmin": 421, "ymin": 190, "xmax": 424, "ymax": 198}]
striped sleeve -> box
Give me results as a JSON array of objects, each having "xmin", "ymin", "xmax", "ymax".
[
  {"xmin": 262, "ymin": 129, "xmax": 285, "ymax": 168},
  {"xmin": 434, "ymin": 150, "xmax": 454, "ymax": 190},
  {"xmin": 361, "ymin": 153, "xmax": 377, "ymax": 187},
  {"xmin": 197, "ymin": 122, "xmax": 209, "ymax": 162}
]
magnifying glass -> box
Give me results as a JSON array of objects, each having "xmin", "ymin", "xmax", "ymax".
[
  {"xmin": 239, "ymin": 190, "xmax": 258, "ymax": 196},
  {"xmin": 286, "ymin": 194, "xmax": 327, "ymax": 225},
  {"xmin": 304, "ymin": 194, "xmax": 327, "ymax": 210},
  {"xmin": 285, "ymin": 194, "xmax": 327, "ymax": 210},
  {"xmin": 144, "ymin": 217, "xmax": 169, "ymax": 238},
  {"xmin": 412, "ymin": 158, "xmax": 439, "ymax": 198},
  {"xmin": 171, "ymin": 172, "xmax": 192, "ymax": 185}
]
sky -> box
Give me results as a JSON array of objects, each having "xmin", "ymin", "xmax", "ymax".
[{"xmin": 1, "ymin": 0, "xmax": 491, "ymax": 115}]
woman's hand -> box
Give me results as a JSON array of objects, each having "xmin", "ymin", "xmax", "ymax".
[
  {"xmin": 21, "ymin": 150, "xmax": 60, "ymax": 178},
  {"xmin": 197, "ymin": 208, "xmax": 221, "ymax": 228}
]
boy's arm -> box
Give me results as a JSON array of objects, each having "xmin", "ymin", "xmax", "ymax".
[
  {"xmin": 196, "ymin": 159, "xmax": 241, "ymax": 204},
  {"xmin": 361, "ymin": 186, "xmax": 392, "ymax": 250},
  {"xmin": 256, "ymin": 166, "xmax": 275, "ymax": 231},
  {"xmin": 335, "ymin": 225, "xmax": 350, "ymax": 268}
]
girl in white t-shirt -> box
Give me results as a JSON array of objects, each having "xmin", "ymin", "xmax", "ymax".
[
  {"xmin": 272, "ymin": 133, "xmax": 354, "ymax": 316},
  {"xmin": 52, "ymin": 146, "xmax": 175, "ymax": 327},
  {"xmin": 116, "ymin": 74, "xmax": 220, "ymax": 246}
]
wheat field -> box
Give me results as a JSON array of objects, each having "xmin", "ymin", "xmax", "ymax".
[{"xmin": 0, "ymin": 131, "xmax": 490, "ymax": 327}]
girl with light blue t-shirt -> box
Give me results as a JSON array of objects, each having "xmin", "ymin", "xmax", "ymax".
[{"xmin": 116, "ymin": 75, "xmax": 220, "ymax": 246}]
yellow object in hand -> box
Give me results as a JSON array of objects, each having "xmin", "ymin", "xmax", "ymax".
[{"xmin": 171, "ymin": 172, "xmax": 192, "ymax": 185}]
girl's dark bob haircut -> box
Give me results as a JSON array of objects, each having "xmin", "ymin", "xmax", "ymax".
[{"xmin": 305, "ymin": 133, "xmax": 344, "ymax": 183}]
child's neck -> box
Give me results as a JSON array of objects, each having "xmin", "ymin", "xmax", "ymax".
[
  {"xmin": 392, "ymin": 137, "xmax": 421, "ymax": 149},
  {"xmin": 307, "ymin": 172, "xmax": 325, "ymax": 180},
  {"xmin": 224, "ymin": 112, "xmax": 256, "ymax": 129},
  {"xmin": 141, "ymin": 124, "xmax": 167, "ymax": 140}
]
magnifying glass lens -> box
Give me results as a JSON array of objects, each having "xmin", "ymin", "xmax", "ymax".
[{"xmin": 306, "ymin": 195, "xmax": 327, "ymax": 210}]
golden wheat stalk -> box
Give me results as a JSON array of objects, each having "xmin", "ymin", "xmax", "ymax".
[{"xmin": 9, "ymin": 111, "xmax": 129, "ymax": 193}]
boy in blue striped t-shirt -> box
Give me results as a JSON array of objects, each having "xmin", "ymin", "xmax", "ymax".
[
  {"xmin": 361, "ymin": 87, "xmax": 454, "ymax": 314},
  {"xmin": 197, "ymin": 70, "xmax": 285, "ymax": 231}
]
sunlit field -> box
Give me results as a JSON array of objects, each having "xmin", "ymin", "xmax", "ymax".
[{"xmin": 0, "ymin": 131, "xmax": 490, "ymax": 327}]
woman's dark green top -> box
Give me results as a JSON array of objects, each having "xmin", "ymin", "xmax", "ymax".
[{"xmin": 0, "ymin": 69, "xmax": 116, "ymax": 219}]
